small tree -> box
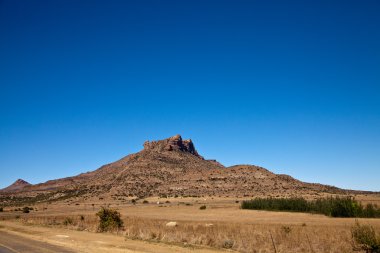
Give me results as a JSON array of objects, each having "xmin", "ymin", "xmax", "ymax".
[{"xmin": 96, "ymin": 207, "xmax": 123, "ymax": 232}]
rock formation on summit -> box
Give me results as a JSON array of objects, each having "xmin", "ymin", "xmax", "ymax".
[{"xmin": 143, "ymin": 134, "xmax": 203, "ymax": 159}]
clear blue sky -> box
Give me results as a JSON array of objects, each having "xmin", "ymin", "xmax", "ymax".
[{"xmin": 1, "ymin": 0, "xmax": 379, "ymax": 191}]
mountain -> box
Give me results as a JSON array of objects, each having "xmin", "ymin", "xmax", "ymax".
[
  {"xmin": 0, "ymin": 135, "xmax": 366, "ymax": 206},
  {"xmin": 1, "ymin": 179, "xmax": 31, "ymax": 192}
]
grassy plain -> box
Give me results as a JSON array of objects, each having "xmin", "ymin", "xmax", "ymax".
[{"xmin": 1, "ymin": 194, "xmax": 380, "ymax": 252}]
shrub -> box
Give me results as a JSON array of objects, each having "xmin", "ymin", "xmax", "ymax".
[
  {"xmin": 352, "ymin": 221, "xmax": 380, "ymax": 252},
  {"xmin": 0, "ymin": 207, "xmax": 3, "ymax": 212},
  {"xmin": 222, "ymin": 239, "xmax": 234, "ymax": 249},
  {"xmin": 199, "ymin": 205, "xmax": 207, "ymax": 210},
  {"xmin": 79, "ymin": 215, "xmax": 85, "ymax": 221},
  {"xmin": 143, "ymin": 200, "xmax": 149, "ymax": 204},
  {"xmin": 282, "ymin": 226, "xmax": 292, "ymax": 234},
  {"xmin": 96, "ymin": 207, "xmax": 124, "ymax": 232},
  {"xmin": 63, "ymin": 217, "xmax": 73, "ymax": 226},
  {"xmin": 329, "ymin": 197, "xmax": 361, "ymax": 217},
  {"xmin": 22, "ymin": 207, "xmax": 30, "ymax": 213}
]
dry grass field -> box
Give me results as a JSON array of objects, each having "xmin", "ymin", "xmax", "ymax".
[{"xmin": 1, "ymin": 195, "xmax": 380, "ymax": 253}]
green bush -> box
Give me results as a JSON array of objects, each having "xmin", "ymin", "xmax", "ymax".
[
  {"xmin": 352, "ymin": 221, "xmax": 380, "ymax": 252},
  {"xmin": 96, "ymin": 207, "xmax": 124, "ymax": 232},
  {"xmin": 241, "ymin": 197, "xmax": 380, "ymax": 218}
]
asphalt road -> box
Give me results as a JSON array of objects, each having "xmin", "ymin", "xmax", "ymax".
[{"xmin": 0, "ymin": 230, "xmax": 75, "ymax": 253}]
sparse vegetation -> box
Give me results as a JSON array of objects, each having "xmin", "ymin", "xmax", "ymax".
[
  {"xmin": 96, "ymin": 207, "xmax": 123, "ymax": 232},
  {"xmin": 281, "ymin": 225, "xmax": 292, "ymax": 234},
  {"xmin": 5, "ymin": 208, "xmax": 380, "ymax": 253},
  {"xmin": 241, "ymin": 197, "xmax": 380, "ymax": 218},
  {"xmin": 0, "ymin": 207, "xmax": 3, "ymax": 212},
  {"xmin": 22, "ymin": 206, "xmax": 30, "ymax": 213},
  {"xmin": 63, "ymin": 217, "xmax": 73, "ymax": 226},
  {"xmin": 352, "ymin": 221, "xmax": 380, "ymax": 252},
  {"xmin": 222, "ymin": 239, "xmax": 234, "ymax": 249},
  {"xmin": 199, "ymin": 205, "xmax": 206, "ymax": 210}
]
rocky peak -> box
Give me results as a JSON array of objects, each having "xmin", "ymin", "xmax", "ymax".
[
  {"xmin": 143, "ymin": 134, "xmax": 204, "ymax": 159},
  {"xmin": 14, "ymin": 179, "xmax": 30, "ymax": 185},
  {"xmin": 1, "ymin": 179, "xmax": 31, "ymax": 192}
]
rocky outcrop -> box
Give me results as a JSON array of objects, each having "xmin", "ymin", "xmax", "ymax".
[{"xmin": 143, "ymin": 134, "xmax": 204, "ymax": 159}]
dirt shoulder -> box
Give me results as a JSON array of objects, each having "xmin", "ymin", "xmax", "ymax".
[{"xmin": 0, "ymin": 221, "xmax": 226, "ymax": 253}]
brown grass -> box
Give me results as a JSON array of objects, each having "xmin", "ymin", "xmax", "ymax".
[
  {"xmin": 5, "ymin": 214, "xmax": 379, "ymax": 252},
  {"xmin": 2, "ymin": 196, "xmax": 380, "ymax": 252},
  {"xmin": 122, "ymin": 218, "xmax": 363, "ymax": 253}
]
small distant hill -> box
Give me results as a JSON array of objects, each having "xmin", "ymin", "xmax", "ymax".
[
  {"xmin": 0, "ymin": 135, "xmax": 373, "ymax": 206},
  {"xmin": 1, "ymin": 179, "xmax": 31, "ymax": 192}
]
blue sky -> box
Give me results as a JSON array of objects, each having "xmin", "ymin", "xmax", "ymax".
[{"xmin": 1, "ymin": 0, "xmax": 379, "ymax": 191}]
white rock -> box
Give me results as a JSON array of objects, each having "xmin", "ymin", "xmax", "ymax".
[
  {"xmin": 166, "ymin": 221, "xmax": 178, "ymax": 227},
  {"xmin": 55, "ymin": 235, "xmax": 69, "ymax": 238}
]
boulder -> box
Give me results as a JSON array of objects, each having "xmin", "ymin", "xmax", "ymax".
[{"xmin": 165, "ymin": 221, "xmax": 178, "ymax": 227}]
